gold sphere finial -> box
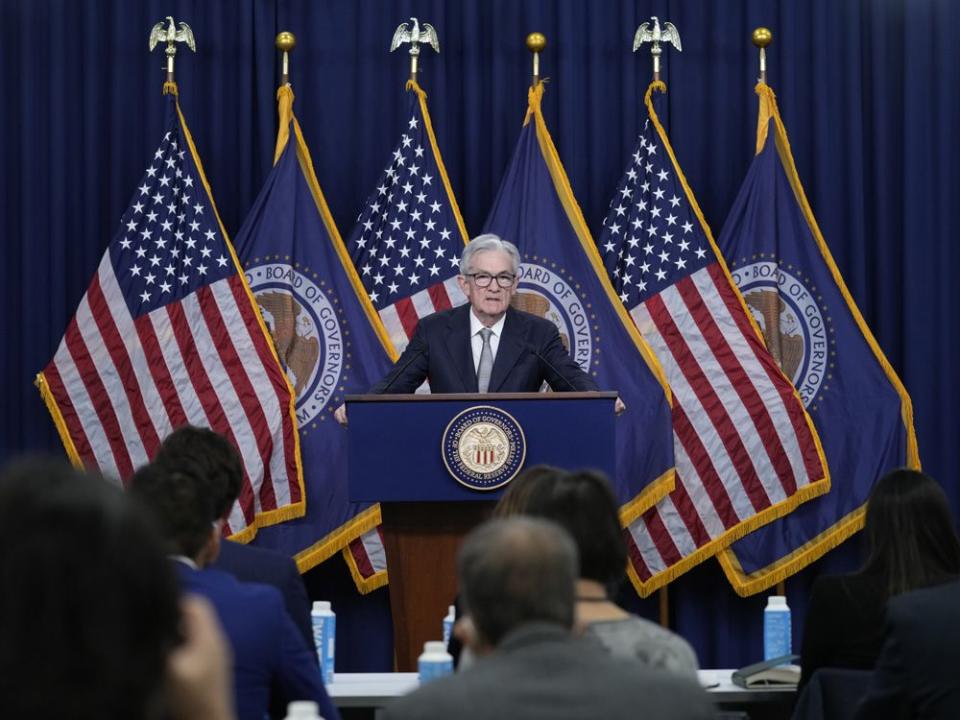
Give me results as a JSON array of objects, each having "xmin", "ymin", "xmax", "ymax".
[
  {"xmin": 276, "ymin": 32, "xmax": 296, "ymax": 52},
  {"xmin": 751, "ymin": 27, "xmax": 772, "ymax": 49},
  {"xmin": 526, "ymin": 32, "xmax": 547, "ymax": 53}
]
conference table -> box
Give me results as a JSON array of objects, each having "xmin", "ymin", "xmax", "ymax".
[{"xmin": 328, "ymin": 670, "xmax": 796, "ymax": 718}]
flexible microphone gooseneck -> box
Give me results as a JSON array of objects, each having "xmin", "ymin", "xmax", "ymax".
[
  {"xmin": 524, "ymin": 343, "xmax": 578, "ymax": 392},
  {"xmin": 378, "ymin": 346, "xmax": 427, "ymax": 394}
]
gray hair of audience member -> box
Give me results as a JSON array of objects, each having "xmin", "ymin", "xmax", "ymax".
[
  {"xmin": 459, "ymin": 233, "xmax": 522, "ymax": 276},
  {"xmin": 458, "ymin": 516, "xmax": 578, "ymax": 646}
]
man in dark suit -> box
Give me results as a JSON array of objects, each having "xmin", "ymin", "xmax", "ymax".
[
  {"xmin": 383, "ymin": 517, "xmax": 713, "ymax": 720},
  {"xmin": 130, "ymin": 463, "xmax": 339, "ymax": 720},
  {"xmin": 153, "ymin": 426, "xmax": 315, "ymax": 650},
  {"xmin": 335, "ymin": 234, "xmax": 617, "ymax": 424},
  {"xmin": 855, "ymin": 579, "xmax": 960, "ymax": 720}
]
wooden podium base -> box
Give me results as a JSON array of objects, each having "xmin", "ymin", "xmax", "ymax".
[{"xmin": 380, "ymin": 501, "xmax": 494, "ymax": 671}]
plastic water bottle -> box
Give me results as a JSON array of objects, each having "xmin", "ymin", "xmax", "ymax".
[
  {"xmin": 442, "ymin": 605, "xmax": 456, "ymax": 648},
  {"xmin": 763, "ymin": 595, "xmax": 791, "ymax": 662},
  {"xmin": 418, "ymin": 640, "xmax": 453, "ymax": 683},
  {"xmin": 311, "ymin": 600, "xmax": 336, "ymax": 685},
  {"xmin": 284, "ymin": 701, "xmax": 323, "ymax": 720}
]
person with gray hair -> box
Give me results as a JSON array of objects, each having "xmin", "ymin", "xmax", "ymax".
[
  {"xmin": 384, "ymin": 517, "xmax": 714, "ymax": 720},
  {"xmin": 336, "ymin": 233, "xmax": 600, "ymax": 423}
]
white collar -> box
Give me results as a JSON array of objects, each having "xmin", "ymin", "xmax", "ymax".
[
  {"xmin": 170, "ymin": 555, "xmax": 199, "ymax": 570},
  {"xmin": 469, "ymin": 308, "xmax": 507, "ymax": 338}
]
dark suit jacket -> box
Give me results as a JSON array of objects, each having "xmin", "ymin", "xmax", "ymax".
[
  {"xmin": 370, "ymin": 305, "xmax": 599, "ymax": 394},
  {"xmin": 213, "ymin": 539, "xmax": 314, "ymax": 651},
  {"xmin": 799, "ymin": 572, "xmax": 888, "ymax": 689},
  {"xmin": 383, "ymin": 623, "xmax": 714, "ymax": 720},
  {"xmin": 855, "ymin": 579, "xmax": 960, "ymax": 720},
  {"xmin": 175, "ymin": 563, "xmax": 339, "ymax": 720}
]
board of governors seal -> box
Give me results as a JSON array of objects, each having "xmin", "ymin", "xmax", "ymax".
[{"xmin": 442, "ymin": 406, "xmax": 526, "ymax": 491}]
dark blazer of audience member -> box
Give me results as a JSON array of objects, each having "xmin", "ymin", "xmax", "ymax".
[
  {"xmin": 384, "ymin": 517, "xmax": 714, "ymax": 720},
  {"xmin": 854, "ymin": 578, "xmax": 960, "ymax": 720},
  {"xmin": 523, "ymin": 468, "xmax": 699, "ymax": 678},
  {"xmin": 0, "ymin": 459, "xmax": 181, "ymax": 720},
  {"xmin": 800, "ymin": 469, "xmax": 960, "ymax": 688},
  {"xmin": 153, "ymin": 425, "xmax": 315, "ymax": 649},
  {"xmin": 131, "ymin": 463, "xmax": 340, "ymax": 720}
]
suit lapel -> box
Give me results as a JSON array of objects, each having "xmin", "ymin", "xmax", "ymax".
[
  {"xmin": 488, "ymin": 308, "xmax": 525, "ymax": 392},
  {"xmin": 445, "ymin": 305, "xmax": 477, "ymax": 392}
]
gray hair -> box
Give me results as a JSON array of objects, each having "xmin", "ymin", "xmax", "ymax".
[
  {"xmin": 458, "ymin": 516, "xmax": 577, "ymax": 646},
  {"xmin": 459, "ymin": 234, "xmax": 522, "ymax": 276}
]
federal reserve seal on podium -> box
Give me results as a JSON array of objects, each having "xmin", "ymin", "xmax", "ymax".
[{"xmin": 442, "ymin": 406, "xmax": 526, "ymax": 491}]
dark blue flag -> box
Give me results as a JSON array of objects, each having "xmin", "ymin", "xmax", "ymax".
[
  {"xmin": 716, "ymin": 84, "xmax": 919, "ymax": 595},
  {"xmin": 483, "ymin": 84, "xmax": 675, "ymax": 519},
  {"xmin": 234, "ymin": 86, "xmax": 396, "ymax": 582}
]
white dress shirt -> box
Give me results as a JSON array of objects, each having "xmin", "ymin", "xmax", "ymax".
[{"xmin": 469, "ymin": 310, "xmax": 506, "ymax": 373}]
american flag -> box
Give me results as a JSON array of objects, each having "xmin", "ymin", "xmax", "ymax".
[
  {"xmin": 343, "ymin": 81, "xmax": 470, "ymax": 589},
  {"xmin": 595, "ymin": 85, "xmax": 827, "ymax": 593},
  {"xmin": 37, "ymin": 91, "xmax": 302, "ymax": 539},
  {"xmin": 346, "ymin": 82, "xmax": 469, "ymax": 353}
]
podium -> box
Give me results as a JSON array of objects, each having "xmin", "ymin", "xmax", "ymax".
[{"xmin": 347, "ymin": 391, "xmax": 617, "ymax": 670}]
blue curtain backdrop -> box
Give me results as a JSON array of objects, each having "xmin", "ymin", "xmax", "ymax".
[{"xmin": 2, "ymin": 0, "xmax": 957, "ymax": 671}]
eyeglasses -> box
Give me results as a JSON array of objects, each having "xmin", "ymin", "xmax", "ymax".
[{"xmin": 465, "ymin": 272, "xmax": 516, "ymax": 288}]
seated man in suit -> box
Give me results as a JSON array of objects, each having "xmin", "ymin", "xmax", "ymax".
[
  {"xmin": 130, "ymin": 463, "xmax": 340, "ymax": 720},
  {"xmin": 152, "ymin": 425, "xmax": 314, "ymax": 650},
  {"xmin": 854, "ymin": 579, "xmax": 960, "ymax": 720},
  {"xmin": 383, "ymin": 517, "xmax": 713, "ymax": 720},
  {"xmin": 335, "ymin": 233, "xmax": 620, "ymax": 424}
]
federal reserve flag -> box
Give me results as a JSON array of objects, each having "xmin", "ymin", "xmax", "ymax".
[
  {"xmin": 36, "ymin": 84, "xmax": 303, "ymax": 540},
  {"xmin": 341, "ymin": 80, "xmax": 471, "ymax": 590},
  {"xmin": 233, "ymin": 86, "xmax": 395, "ymax": 576},
  {"xmin": 716, "ymin": 83, "xmax": 919, "ymax": 595},
  {"xmin": 483, "ymin": 82, "xmax": 675, "ymax": 519},
  {"xmin": 595, "ymin": 82, "xmax": 828, "ymax": 596}
]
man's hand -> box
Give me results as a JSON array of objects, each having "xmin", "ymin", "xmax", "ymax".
[
  {"xmin": 614, "ymin": 396, "xmax": 626, "ymax": 416},
  {"xmin": 167, "ymin": 596, "xmax": 234, "ymax": 720},
  {"xmin": 334, "ymin": 404, "xmax": 348, "ymax": 426}
]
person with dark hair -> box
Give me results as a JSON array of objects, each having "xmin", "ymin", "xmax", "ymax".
[
  {"xmin": 800, "ymin": 468, "xmax": 960, "ymax": 688},
  {"xmin": 384, "ymin": 517, "xmax": 714, "ymax": 720},
  {"xmin": 853, "ymin": 578, "xmax": 960, "ymax": 720},
  {"xmin": 0, "ymin": 458, "xmax": 233, "ymax": 720},
  {"xmin": 153, "ymin": 425, "xmax": 314, "ymax": 648},
  {"xmin": 130, "ymin": 462, "xmax": 340, "ymax": 720},
  {"xmin": 523, "ymin": 468, "xmax": 699, "ymax": 678}
]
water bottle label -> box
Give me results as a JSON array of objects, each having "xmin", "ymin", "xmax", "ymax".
[
  {"xmin": 763, "ymin": 611, "xmax": 791, "ymax": 662},
  {"xmin": 443, "ymin": 619, "xmax": 453, "ymax": 647},
  {"xmin": 419, "ymin": 659, "xmax": 453, "ymax": 683}
]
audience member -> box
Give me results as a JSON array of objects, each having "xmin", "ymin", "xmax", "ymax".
[
  {"xmin": 130, "ymin": 462, "xmax": 339, "ymax": 720},
  {"xmin": 153, "ymin": 425, "xmax": 314, "ymax": 649},
  {"xmin": 384, "ymin": 517, "xmax": 714, "ymax": 720},
  {"xmin": 854, "ymin": 578, "xmax": 960, "ymax": 719},
  {"xmin": 0, "ymin": 457, "xmax": 233, "ymax": 720},
  {"xmin": 448, "ymin": 464, "xmax": 557, "ymax": 666},
  {"xmin": 523, "ymin": 468, "xmax": 699, "ymax": 678},
  {"xmin": 800, "ymin": 468, "xmax": 960, "ymax": 688}
]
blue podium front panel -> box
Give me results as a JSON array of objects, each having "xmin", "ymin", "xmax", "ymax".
[{"xmin": 347, "ymin": 393, "xmax": 617, "ymax": 502}]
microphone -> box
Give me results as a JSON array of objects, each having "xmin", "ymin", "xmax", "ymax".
[
  {"xmin": 524, "ymin": 343, "xmax": 578, "ymax": 392},
  {"xmin": 377, "ymin": 346, "xmax": 427, "ymax": 394}
]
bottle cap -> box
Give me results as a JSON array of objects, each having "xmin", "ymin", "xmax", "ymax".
[
  {"xmin": 423, "ymin": 640, "xmax": 447, "ymax": 655},
  {"xmin": 447, "ymin": 605, "xmax": 455, "ymax": 616},
  {"xmin": 312, "ymin": 600, "xmax": 332, "ymax": 613},
  {"xmin": 286, "ymin": 700, "xmax": 321, "ymax": 719},
  {"xmin": 766, "ymin": 595, "xmax": 788, "ymax": 608}
]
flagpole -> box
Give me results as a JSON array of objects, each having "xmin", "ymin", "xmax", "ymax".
[
  {"xmin": 148, "ymin": 16, "xmax": 196, "ymax": 87},
  {"xmin": 390, "ymin": 18, "xmax": 440, "ymax": 84},
  {"xmin": 276, "ymin": 31, "xmax": 296, "ymax": 87},
  {"xmin": 752, "ymin": 27, "xmax": 772, "ymax": 84},
  {"xmin": 632, "ymin": 17, "xmax": 682, "ymax": 84},
  {"xmin": 526, "ymin": 32, "xmax": 546, "ymax": 88}
]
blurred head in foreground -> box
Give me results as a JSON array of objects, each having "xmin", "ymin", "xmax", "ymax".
[{"xmin": 0, "ymin": 457, "xmax": 181, "ymax": 719}]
